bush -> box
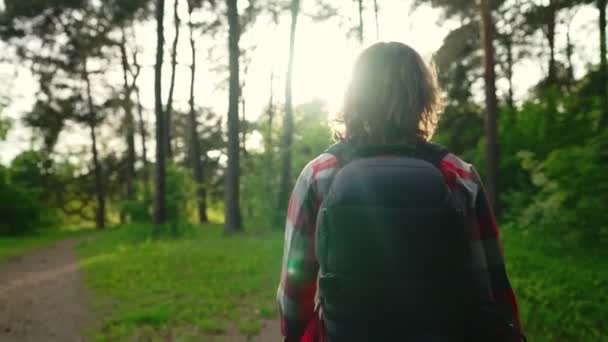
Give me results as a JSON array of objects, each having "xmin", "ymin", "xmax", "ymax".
[
  {"xmin": 505, "ymin": 134, "xmax": 608, "ymax": 243},
  {"xmin": 0, "ymin": 166, "xmax": 45, "ymax": 235}
]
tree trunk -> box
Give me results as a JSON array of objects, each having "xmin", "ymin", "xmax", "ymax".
[
  {"xmin": 165, "ymin": 0, "xmax": 181, "ymax": 160},
  {"xmin": 505, "ymin": 36, "xmax": 514, "ymax": 111},
  {"xmin": 277, "ymin": 0, "xmax": 300, "ymax": 221},
  {"xmin": 132, "ymin": 50, "xmax": 150, "ymax": 200},
  {"xmin": 154, "ymin": 0, "xmax": 167, "ymax": 225},
  {"xmin": 599, "ymin": 0, "xmax": 608, "ymax": 128},
  {"xmin": 241, "ymin": 94, "xmax": 247, "ymax": 157},
  {"xmin": 566, "ymin": 27, "xmax": 574, "ymax": 91},
  {"xmin": 119, "ymin": 31, "xmax": 136, "ymax": 208},
  {"xmin": 480, "ymin": 0, "xmax": 499, "ymax": 211},
  {"xmin": 83, "ymin": 60, "xmax": 106, "ymax": 229},
  {"xmin": 357, "ymin": 0, "xmax": 364, "ymax": 44},
  {"xmin": 373, "ymin": 0, "xmax": 379, "ymax": 40},
  {"xmin": 134, "ymin": 83, "xmax": 150, "ymax": 200},
  {"xmin": 267, "ymin": 71, "xmax": 275, "ymax": 150},
  {"xmin": 225, "ymin": 0, "xmax": 242, "ymax": 233},
  {"xmin": 547, "ymin": 0, "xmax": 556, "ymax": 85},
  {"xmin": 188, "ymin": 3, "xmax": 208, "ymax": 224}
]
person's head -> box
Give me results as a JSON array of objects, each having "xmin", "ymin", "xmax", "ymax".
[{"xmin": 334, "ymin": 42, "xmax": 443, "ymax": 145}]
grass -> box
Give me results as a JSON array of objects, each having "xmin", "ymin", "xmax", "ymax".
[
  {"xmin": 76, "ymin": 224, "xmax": 283, "ymax": 341},
  {"xmin": 502, "ymin": 227, "xmax": 607, "ymax": 341},
  {"xmin": 73, "ymin": 223, "xmax": 606, "ymax": 341},
  {"xmin": 0, "ymin": 229, "xmax": 90, "ymax": 262}
]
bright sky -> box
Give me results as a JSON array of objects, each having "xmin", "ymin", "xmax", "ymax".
[{"xmin": 0, "ymin": 0, "xmax": 600, "ymax": 164}]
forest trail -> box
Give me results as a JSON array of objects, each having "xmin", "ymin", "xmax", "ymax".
[
  {"xmin": 0, "ymin": 240, "xmax": 93, "ymax": 342},
  {"xmin": 0, "ymin": 239, "xmax": 282, "ymax": 342}
]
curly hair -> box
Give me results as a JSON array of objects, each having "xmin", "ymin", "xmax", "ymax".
[{"xmin": 333, "ymin": 42, "xmax": 444, "ymax": 145}]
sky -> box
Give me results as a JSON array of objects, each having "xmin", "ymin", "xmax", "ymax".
[{"xmin": 0, "ymin": 0, "xmax": 600, "ymax": 164}]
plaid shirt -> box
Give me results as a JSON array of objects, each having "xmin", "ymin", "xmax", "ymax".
[{"xmin": 277, "ymin": 150, "xmax": 521, "ymax": 341}]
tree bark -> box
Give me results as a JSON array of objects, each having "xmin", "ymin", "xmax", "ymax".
[
  {"xmin": 599, "ymin": 0, "xmax": 608, "ymax": 128},
  {"xmin": 267, "ymin": 71, "xmax": 275, "ymax": 150},
  {"xmin": 480, "ymin": 0, "xmax": 499, "ymax": 210},
  {"xmin": 119, "ymin": 30, "xmax": 136, "ymax": 207},
  {"xmin": 165, "ymin": 0, "xmax": 181, "ymax": 159},
  {"xmin": 241, "ymin": 94, "xmax": 247, "ymax": 156},
  {"xmin": 154, "ymin": 0, "xmax": 167, "ymax": 225},
  {"xmin": 83, "ymin": 59, "xmax": 106, "ymax": 229},
  {"xmin": 373, "ymin": 0, "xmax": 379, "ymax": 40},
  {"xmin": 132, "ymin": 51, "xmax": 150, "ymax": 201},
  {"xmin": 277, "ymin": 0, "xmax": 300, "ymax": 220},
  {"xmin": 505, "ymin": 36, "xmax": 514, "ymax": 111},
  {"xmin": 188, "ymin": 2, "xmax": 208, "ymax": 224},
  {"xmin": 547, "ymin": 0, "xmax": 556, "ymax": 85},
  {"xmin": 134, "ymin": 84, "xmax": 150, "ymax": 200},
  {"xmin": 357, "ymin": 0, "xmax": 364, "ymax": 44},
  {"xmin": 225, "ymin": 0, "xmax": 242, "ymax": 233}
]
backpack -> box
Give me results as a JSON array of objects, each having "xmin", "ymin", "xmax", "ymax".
[{"xmin": 315, "ymin": 141, "xmax": 519, "ymax": 342}]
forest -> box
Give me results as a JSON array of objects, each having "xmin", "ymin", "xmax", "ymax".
[{"xmin": 0, "ymin": 0, "xmax": 606, "ymax": 341}]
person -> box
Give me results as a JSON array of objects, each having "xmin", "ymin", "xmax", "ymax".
[{"xmin": 277, "ymin": 42, "xmax": 522, "ymax": 342}]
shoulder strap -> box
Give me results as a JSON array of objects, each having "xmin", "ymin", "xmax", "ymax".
[
  {"xmin": 325, "ymin": 142, "xmax": 357, "ymax": 167},
  {"xmin": 325, "ymin": 141, "xmax": 449, "ymax": 169}
]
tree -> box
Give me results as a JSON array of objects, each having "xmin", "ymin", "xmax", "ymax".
[
  {"xmin": 225, "ymin": 0, "xmax": 242, "ymax": 233},
  {"xmin": 277, "ymin": 0, "xmax": 300, "ymax": 223},
  {"xmin": 357, "ymin": 0, "xmax": 364, "ymax": 44},
  {"xmin": 187, "ymin": 0, "xmax": 215, "ymax": 224},
  {"xmin": 373, "ymin": 0, "xmax": 379, "ymax": 40},
  {"xmin": 599, "ymin": 0, "xmax": 608, "ymax": 127},
  {"xmin": 165, "ymin": 0, "xmax": 181, "ymax": 159},
  {"xmin": 154, "ymin": 0, "xmax": 167, "ymax": 224},
  {"xmin": 118, "ymin": 29, "xmax": 136, "ymax": 209},
  {"xmin": 480, "ymin": 0, "xmax": 499, "ymax": 209},
  {"xmin": 82, "ymin": 59, "xmax": 106, "ymax": 229}
]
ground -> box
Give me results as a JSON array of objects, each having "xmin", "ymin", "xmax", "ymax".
[
  {"xmin": 0, "ymin": 240, "xmax": 92, "ymax": 342},
  {"xmin": 0, "ymin": 224, "xmax": 606, "ymax": 341}
]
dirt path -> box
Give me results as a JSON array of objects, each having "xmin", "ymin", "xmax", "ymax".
[{"xmin": 0, "ymin": 240, "xmax": 93, "ymax": 342}]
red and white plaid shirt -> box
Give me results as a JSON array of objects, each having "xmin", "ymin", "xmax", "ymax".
[{"xmin": 277, "ymin": 149, "xmax": 521, "ymax": 341}]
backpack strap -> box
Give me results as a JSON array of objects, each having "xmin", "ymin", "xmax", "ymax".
[{"xmin": 325, "ymin": 141, "xmax": 449, "ymax": 169}]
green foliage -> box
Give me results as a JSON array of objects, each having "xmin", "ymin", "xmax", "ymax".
[
  {"xmin": 77, "ymin": 224, "xmax": 283, "ymax": 340},
  {"xmin": 165, "ymin": 164, "xmax": 191, "ymax": 224},
  {"xmin": 502, "ymin": 227, "xmax": 608, "ymax": 341},
  {"xmin": 0, "ymin": 165, "xmax": 46, "ymax": 235},
  {"xmin": 241, "ymin": 100, "xmax": 332, "ymax": 229},
  {"xmin": 507, "ymin": 136, "xmax": 608, "ymax": 242}
]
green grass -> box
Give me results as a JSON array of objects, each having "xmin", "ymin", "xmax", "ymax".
[
  {"xmin": 75, "ymin": 223, "xmax": 606, "ymax": 341},
  {"xmin": 502, "ymin": 227, "xmax": 607, "ymax": 341},
  {"xmin": 76, "ymin": 224, "xmax": 283, "ymax": 341},
  {"xmin": 0, "ymin": 229, "xmax": 89, "ymax": 262}
]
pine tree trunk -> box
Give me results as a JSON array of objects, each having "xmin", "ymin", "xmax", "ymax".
[
  {"xmin": 165, "ymin": 0, "xmax": 180, "ymax": 160},
  {"xmin": 506, "ymin": 37, "xmax": 514, "ymax": 111},
  {"xmin": 373, "ymin": 0, "xmax": 379, "ymax": 40},
  {"xmin": 547, "ymin": 0, "xmax": 556, "ymax": 85},
  {"xmin": 599, "ymin": 0, "xmax": 608, "ymax": 128},
  {"xmin": 357, "ymin": 0, "xmax": 364, "ymax": 44},
  {"xmin": 480, "ymin": 0, "xmax": 499, "ymax": 210},
  {"xmin": 83, "ymin": 60, "xmax": 106, "ymax": 229},
  {"xmin": 188, "ymin": 3, "xmax": 208, "ymax": 224},
  {"xmin": 134, "ymin": 84, "xmax": 150, "ymax": 200},
  {"xmin": 241, "ymin": 95, "xmax": 247, "ymax": 157},
  {"xmin": 267, "ymin": 71, "xmax": 275, "ymax": 150},
  {"xmin": 277, "ymin": 0, "xmax": 300, "ymax": 222},
  {"xmin": 154, "ymin": 0, "xmax": 167, "ymax": 225},
  {"xmin": 131, "ymin": 49, "xmax": 150, "ymax": 201},
  {"xmin": 225, "ymin": 0, "xmax": 242, "ymax": 233},
  {"xmin": 119, "ymin": 31, "xmax": 136, "ymax": 207}
]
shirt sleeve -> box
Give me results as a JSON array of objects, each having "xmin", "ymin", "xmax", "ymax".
[
  {"xmin": 439, "ymin": 154, "xmax": 521, "ymax": 332},
  {"xmin": 277, "ymin": 154, "xmax": 339, "ymax": 341},
  {"xmin": 470, "ymin": 167, "xmax": 522, "ymax": 332}
]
